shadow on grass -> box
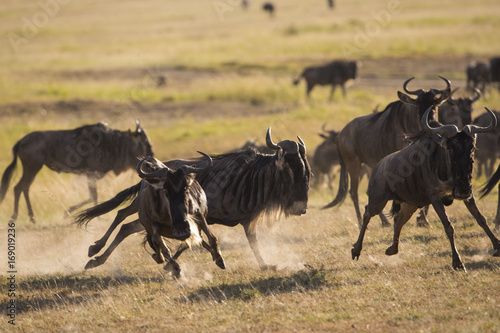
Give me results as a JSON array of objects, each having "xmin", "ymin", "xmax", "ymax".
[
  {"xmin": 0, "ymin": 274, "xmax": 164, "ymax": 314},
  {"xmin": 180, "ymin": 265, "xmax": 330, "ymax": 303}
]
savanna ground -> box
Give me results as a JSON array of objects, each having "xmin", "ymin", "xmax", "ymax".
[{"xmin": 1, "ymin": 0, "xmax": 500, "ymax": 332}]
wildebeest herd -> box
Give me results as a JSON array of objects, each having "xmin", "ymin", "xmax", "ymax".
[{"xmin": 2, "ymin": 59, "xmax": 500, "ymax": 275}]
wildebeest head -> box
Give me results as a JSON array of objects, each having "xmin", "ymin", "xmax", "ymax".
[
  {"xmin": 422, "ymin": 106, "xmax": 497, "ymax": 199},
  {"xmin": 398, "ymin": 76, "xmax": 452, "ymax": 121},
  {"xmin": 266, "ymin": 128, "xmax": 310, "ymax": 215},
  {"xmin": 440, "ymin": 88, "xmax": 480, "ymax": 127},
  {"xmin": 130, "ymin": 120, "xmax": 154, "ymax": 158},
  {"xmin": 136, "ymin": 152, "xmax": 212, "ymax": 240}
]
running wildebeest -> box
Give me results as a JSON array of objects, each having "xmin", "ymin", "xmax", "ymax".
[
  {"xmin": 352, "ymin": 106, "xmax": 500, "ymax": 271},
  {"xmin": 323, "ymin": 77, "xmax": 452, "ymax": 228},
  {"xmin": 466, "ymin": 61, "xmax": 490, "ymax": 93},
  {"xmin": 84, "ymin": 153, "xmax": 225, "ymax": 277},
  {"xmin": 293, "ymin": 60, "xmax": 358, "ymax": 100},
  {"xmin": 0, "ymin": 121, "xmax": 153, "ymax": 223},
  {"xmin": 438, "ymin": 88, "xmax": 480, "ymax": 129},
  {"xmin": 76, "ymin": 128, "xmax": 310, "ymax": 270}
]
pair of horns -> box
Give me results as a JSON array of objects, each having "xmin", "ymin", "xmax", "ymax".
[
  {"xmin": 137, "ymin": 152, "xmax": 212, "ymax": 179},
  {"xmin": 422, "ymin": 106, "xmax": 497, "ymax": 137},
  {"xmin": 266, "ymin": 127, "xmax": 306, "ymax": 155},
  {"xmin": 403, "ymin": 76, "xmax": 451, "ymax": 96}
]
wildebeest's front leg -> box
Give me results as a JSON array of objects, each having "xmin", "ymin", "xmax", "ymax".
[
  {"xmin": 67, "ymin": 177, "xmax": 98, "ymax": 215},
  {"xmin": 463, "ymin": 195, "xmax": 500, "ymax": 257},
  {"xmin": 431, "ymin": 200, "xmax": 465, "ymax": 271},
  {"xmin": 87, "ymin": 198, "xmax": 139, "ymax": 257},
  {"xmin": 197, "ymin": 214, "xmax": 225, "ymax": 269},
  {"xmin": 243, "ymin": 221, "xmax": 276, "ymax": 270},
  {"xmin": 12, "ymin": 162, "xmax": 43, "ymax": 223},
  {"xmin": 85, "ymin": 219, "xmax": 144, "ymax": 269},
  {"xmin": 385, "ymin": 203, "xmax": 418, "ymax": 256},
  {"xmin": 351, "ymin": 205, "xmax": 374, "ymax": 260}
]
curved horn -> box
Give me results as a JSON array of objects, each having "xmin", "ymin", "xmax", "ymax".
[
  {"xmin": 463, "ymin": 107, "xmax": 497, "ymax": 137},
  {"xmin": 297, "ymin": 136, "xmax": 306, "ymax": 155},
  {"xmin": 135, "ymin": 119, "xmax": 142, "ymax": 132},
  {"xmin": 438, "ymin": 75, "xmax": 452, "ymax": 93},
  {"xmin": 471, "ymin": 88, "xmax": 481, "ymax": 103},
  {"xmin": 266, "ymin": 127, "xmax": 280, "ymax": 151},
  {"xmin": 421, "ymin": 106, "xmax": 459, "ymax": 137},
  {"xmin": 180, "ymin": 151, "xmax": 213, "ymax": 174},
  {"xmin": 137, "ymin": 157, "xmax": 168, "ymax": 179},
  {"xmin": 321, "ymin": 123, "xmax": 328, "ymax": 133},
  {"xmin": 403, "ymin": 77, "xmax": 423, "ymax": 96}
]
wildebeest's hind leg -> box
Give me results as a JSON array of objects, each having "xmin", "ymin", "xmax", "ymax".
[
  {"xmin": 85, "ymin": 219, "xmax": 144, "ymax": 269},
  {"xmin": 415, "ymin": 206, "xmax": 431, "ymax": 228},
  {"xmin": 12, "ymin": 162, "xmax": 43, "ymax": 223},
  {"xmin": 431, "ymin": 200, "xmax": 465, "ymax": 271},
  {"xmin": 385, "ymin": 203, "xmax": 418, "ymax": 255},
  {"xmin": 306, "ymin": 82, "xmax": 315, "ymax": 99},
  {"xmin": 244, "ymin": 220, "xmax": 276, "ymax": 271},
  {"xmin": 463, "ymin": 195, "xmax": 500, "ymax": 257},
  {"xmin": 88, "ymin": 199, "xmax": 139, "ymax": 257},
  {"xmin": 495, "ymin": 183, "xmax": 500, "ymax": 231},
  {"xmin": 67, "ymin": 177, "xmax": 98, "ymax": 215}
]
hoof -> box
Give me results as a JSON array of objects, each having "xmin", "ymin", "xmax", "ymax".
[
  {"xmin": 88, "ymin": 243, "xmax": 104, "ymax": 257},
  {"xmin": 385, "ymin": 245, "xmax": 398, "ymax": 256},
  {"xmin": 84, "ymin": 259, "xmax": 101, "ymax": 270},
  {"xmin": 351, "ymin": 247, "xmax": 361, "ymax": 260},
  {"xmin": 152, "ymin": 253, "xmax": 164, "ymax": 264},
  {"xmin": 215, "ymin": 257, "xmax": 226, "ymax": 270},
  {"xmin": 164, "ymin": 261, "xmax": 181, "ymax": 279},
  {"xmin": 453, "ymin": 262, "xmax": 466, "ymax": 272}
]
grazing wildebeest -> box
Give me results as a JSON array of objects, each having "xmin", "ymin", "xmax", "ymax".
[
  {"xmin": 311, "ymin": 125, "xmax": 340, "ymax": 189},
  {"xmin": 82, "ymin": 154, "xmax": 225, "ymax": 277},
  {"xmin": 438, "ymin": 88, "xmax": 480, "ymax": 129},
  {"xmin": 352, "ymin": 106, "xmax": 499, "ymax": 271},
  {"xmin": 76, "ymin": 128, "xmax": 310, "ymax": 270},
  {"xmin": 466, "ymin": 61, "xmax": 490, "ymax": 93},
  {"xmin": 473, "ymin": 109, "xmax": 500, "ymax": 178},
  {"xmin": 263, "ymin": 2, "xmax": 274, "ymax": 17},
  {"xmin": 0, "ymin": 121, "xmax": 153, "ymax": 223},
  {"xmin": 293, "ymin": 60, "xmax": 358, "ymax": 100},
  {"xmin": 323, "ymin": 77, "xmax": 452, "ymax": 228}
]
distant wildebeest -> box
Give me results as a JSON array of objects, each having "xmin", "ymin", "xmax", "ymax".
[
  {"xmin": 323, "ymin": 77, "xmax": 452, "ymax": 228},
  {"xmin": 490, "ymin": 57, "xmax": 500, "ymax": 89},
  {"xmin": 311, "ymin": 124, "xmax": 340, "ymax": 189},
  {"xmin": 473, "ymin": 109, "xmax": 500, "ymax": 178},
  {"xmin": 0, "ymin": 121, "xmax": 153, "ymax": 223},
  {"xmin": 327, "ymin": 0, "xmax": 334, "ymax": 8},
  {"xmin": 351, "ymin": 106, "xmax": 499, "ymax": 271},
  {"xmin": 81, "ymin": 153, "xmax": 225, "ymax": 277},
  {"xmin": 293, "ymin": 60, "xmax": 358, "ymax": 100},
  {"xmin": 263, "ymin": 2, "xmax": 274, "ymax": 17},
  {"xmin": 76, "ymin": 128, "xmax": 310, "ymax": 270},
  {"xmin": 438, "ymin": 88, "xmax": 480, "ymax": 129},
  {"xmin": 466, "ymin": 61, "xmax": 490, "ymax": 93},
  {"xmin": 231, "ymin": 139, "xmax": 276, "ymax": 155}
]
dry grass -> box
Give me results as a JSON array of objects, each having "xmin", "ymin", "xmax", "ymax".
[{"xmin": 1, "ymin": 0, "xmax": 500, "ymax": 332}]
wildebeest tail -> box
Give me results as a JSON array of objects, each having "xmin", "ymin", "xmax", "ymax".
[
  {"xmin": 0, "ymin": 141, "xmax": 20, "ymax": 203},
  {"xmin": 480, "ymin": 165, "xmax": 500, "ymax": 198},
  {"xmin": 322, "ymin": 152, "xmax": 348, "ymax": 209},
  {"xmin": 74, "ymin": 182, "xmax": 142, "ymax": 227},
  {"xmin": 389, "ymin": 201, "xmax": 401, "ymax": 217}
]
